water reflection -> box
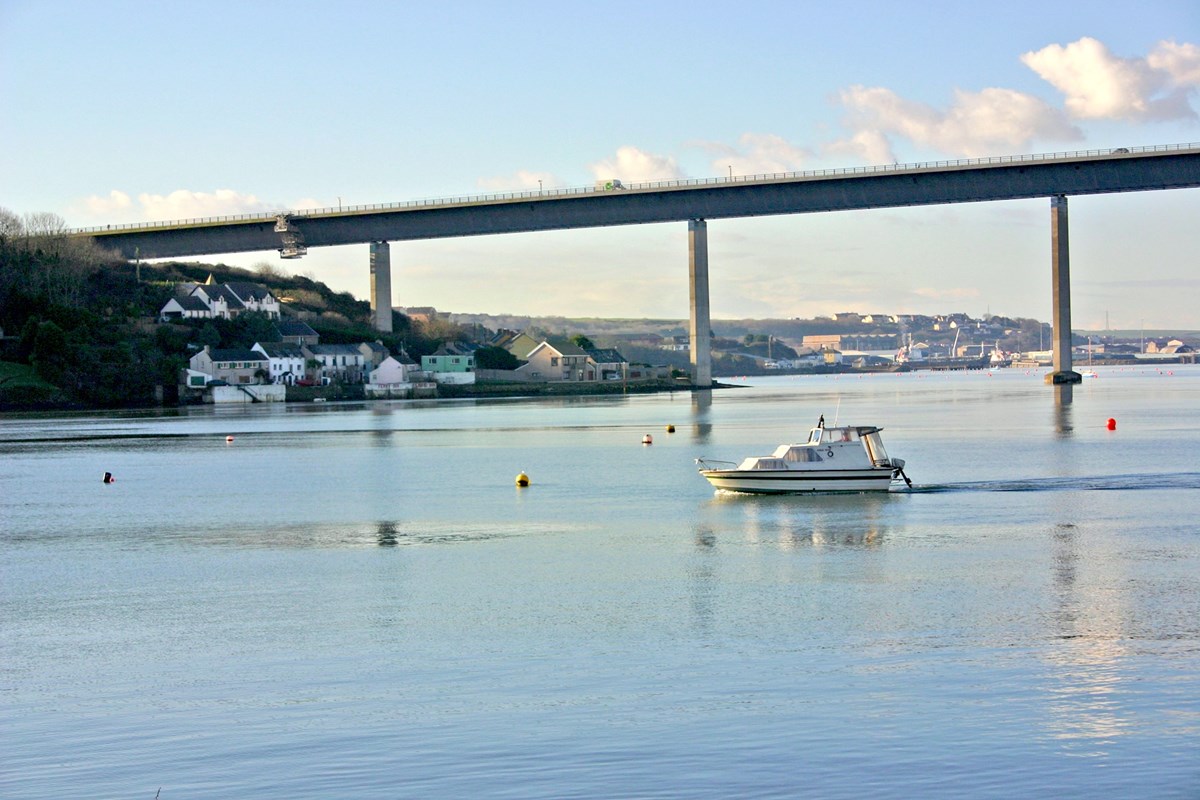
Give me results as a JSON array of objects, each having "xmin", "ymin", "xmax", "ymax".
[
  {"xmin": 1053, "ymin": 383, "xmax": 1074, "ymax": 437},
  {"xmin": 377, "ymin": 520, "xmax": 399, "ymax": 546},
  {"xmin": 700, "ymin": 492, "xmax": 894, "ymax": 549},
  {"xmin": 691, "ymin": 390, "xmax": 713, "ymax": 442},
  {"xmin": 1039, "ymin": 518, "xmax": 1132, "ymax": 753}
]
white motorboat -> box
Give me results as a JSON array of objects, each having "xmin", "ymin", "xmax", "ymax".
[{"xmin": 696, "ymin": 417, "xmax": 911, "ymax": 494}]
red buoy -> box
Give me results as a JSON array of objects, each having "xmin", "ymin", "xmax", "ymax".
[
  {"xmin": 1106, "ymin": 418, "xmax": 1117, "ymax": 431},
  {"xmin": 226, "ymin": 435, "xmax": 234, "ymax": 442}
]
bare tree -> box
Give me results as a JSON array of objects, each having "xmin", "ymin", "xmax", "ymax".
[
  {"xmin": 0, "ymin": 207, "xmax": 23, "ymax": 241},
  {"xmin": 254, "ymin": 260, "xmax": 285, "ymax": 279}
]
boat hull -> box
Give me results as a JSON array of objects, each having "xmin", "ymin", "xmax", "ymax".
[{"xmin": 700, "ymin": 467, "xmax": 897, "ymax": 494}]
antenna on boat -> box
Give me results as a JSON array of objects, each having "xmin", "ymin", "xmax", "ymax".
[{"xmin": 833, "ymin": 397, "xmax": 841, "ymax": 427}]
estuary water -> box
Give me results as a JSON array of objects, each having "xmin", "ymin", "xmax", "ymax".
[{"xmin": 2, "ymin": 366, "xmax": 1199, "ymax": 799}]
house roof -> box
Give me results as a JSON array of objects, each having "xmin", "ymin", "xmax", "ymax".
[
  {"xmin": 430, "ymin": 342, "xmax": 476, "ymax": 356},
  {"xmin": 172, "ymin": 295, "xmax": 210, "ymax": 312},
  {"xmin": 585, "ymin": 348, "xmax": 627, "ymax": 363},
  {"xmin": 544, "ymin": 337, "xmax": 588, "ymax": 356},
  {"xmin": 207, "ymin": 348, "xmax": 267, "ymax": 362},
  {"xmin": 193, "ymin": 283, "xmax": 245, "ymax": 310},
  {"xmin": 278, "ymin": 320, "xmax": 318, "ymax": 337},
  {"xmin": 308, "ymin": 344, "xmax": 362, "ymax": 355},
  {"xmin": 255, "ymin": 342, "xmax": 305, "ymax": 358},
  {"xmin": 226, "ymin": 282, "xmax": 274, "ymax": 303}
]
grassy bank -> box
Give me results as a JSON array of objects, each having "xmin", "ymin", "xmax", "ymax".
[{"xmin": 0, "ymin": 361, "xmax": 74, "ymax": 409}]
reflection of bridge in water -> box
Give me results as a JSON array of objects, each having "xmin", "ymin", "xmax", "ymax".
[{"xmin": 77, "ymin": 144, "xmax": 1200, "ymax": 387}]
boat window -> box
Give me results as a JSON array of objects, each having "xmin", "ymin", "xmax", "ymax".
[{"xmin": 781, "ymin": 447, "xmax": 822, "ymax": 462}]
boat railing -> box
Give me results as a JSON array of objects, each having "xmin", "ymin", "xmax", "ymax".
[{"xmin": 695, "ymin": 457, "xmax": 737, "ymax": 470}]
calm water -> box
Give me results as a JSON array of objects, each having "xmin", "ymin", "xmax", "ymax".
[{"xmin": 3, "ymin": 367, "xmax": 1199, "ymax": 799}]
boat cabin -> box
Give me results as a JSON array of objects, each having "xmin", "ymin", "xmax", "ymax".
[{"xmin": 734, "ymin": 426, "xmax": 895, "ymax": 471}]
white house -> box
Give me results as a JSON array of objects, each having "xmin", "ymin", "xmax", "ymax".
[
  {"xmin": 159, "ymin": 276, "xmax": 280, "ymax": 322},
  {"xmin": 252, "ymin": 342, "xmax": 307, "ymax": 385},
  {"xmin": 158, "ymin": 294, "xmax": 213, "ymax": 321},
  {"xmin": 369, "ymin": 356, "xmax": 418, "ymax": 386}
]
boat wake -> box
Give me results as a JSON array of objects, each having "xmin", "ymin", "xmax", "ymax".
[{"xmin": 905, "ymin": 472, "xmax": 1200, "ymax": 494}]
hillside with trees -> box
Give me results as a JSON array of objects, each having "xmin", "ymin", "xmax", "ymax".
[{"xmin": 0, "ymin": 208, "xmax": 457, "ymax": 409}]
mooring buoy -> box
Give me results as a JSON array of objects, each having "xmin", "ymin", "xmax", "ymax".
[{"xmin": 515, "ymin": 472, "xmax": 530, "ymax": 487}]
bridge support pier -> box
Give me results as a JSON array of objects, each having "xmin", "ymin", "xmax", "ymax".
[
  {"xmin": 1045, "ymin": 195, "xmax": 1080, "ymax": 385},
  {"xmin": 369, "ymin": 241, "xmax": 393, "ymax": 333},
  {"xmin": 688, "ymin": 219, "xmax": 712, "ymax": 388}
]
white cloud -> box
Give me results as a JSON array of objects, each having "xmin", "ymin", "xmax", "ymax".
[
  {"xmin": 694, "ymin": 133, "xmax": 811, "ymax": 177},
  {"xmin": 78, "ymin": 188, "xmax": 275, "ymax": 223},
  {"xmin": 476, "ymin": 170, "xmax": 559, "ymax": 192},
  {"xmin": 824, "ymin": 129, "xmax": 896, "ymax": 165},
  {"xmin": 82, "ymin": 190, "xmax": 134, "ymax": 216},
  {"xmin": 1021, "ymin": 37, "xmax": 1196, "ymax": 121},
  {"xmin": 1148, "ymin": 40, "xmax": 1200, "ymax": 87},
  {"xmin": 589, "ymin": 146, "xmax": 685, "ymax": 183},
  {"xmin": 137, "ymin": 189, "xmax": 273, "ymax": 220},
  {"xmin": 833, "ymin": 84, "xmax": 1080, "ymax": 159}
]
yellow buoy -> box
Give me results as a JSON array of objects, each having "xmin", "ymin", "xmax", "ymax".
[
  {"xmin": 515, "ymin": 472, "xmax": 530, "ymax": 487},
  {"xmin": 665, "ymin": 424, "xmax": 675, "ymax": 433}
]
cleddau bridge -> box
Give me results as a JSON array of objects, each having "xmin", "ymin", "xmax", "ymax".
[{"xmin": 76, "ymin": 143, "xmax": 1200, "ymax": 387}]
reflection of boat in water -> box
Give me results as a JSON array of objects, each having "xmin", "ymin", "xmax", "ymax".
[{"xmin": 696, "ymin": 417, "xmax": 911, "ymax": 494}]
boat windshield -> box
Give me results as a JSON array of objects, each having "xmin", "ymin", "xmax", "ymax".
[
  {"xmin": 861, "ymin": 431, "xmax": 890, "ymax": 465},
  {"xmin": 820, "ymin": 427, "xmax": 856, "ymax": 444}
]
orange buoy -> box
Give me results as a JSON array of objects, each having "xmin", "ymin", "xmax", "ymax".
[
  {"xmin": 642, "ymin": 434, "xmax": 653, "ymax": 445},
  {"xmin": 1106, "ymin": 418, "xmax": 1117, "ymax": 431}
]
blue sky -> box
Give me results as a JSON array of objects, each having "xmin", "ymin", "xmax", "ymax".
[{"xmin": 3, "ymin": 0, "xmax": 1199, "ymax": 328}]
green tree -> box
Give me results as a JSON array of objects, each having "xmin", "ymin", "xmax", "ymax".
[
  {"xmin": 31, "ymin": 320, "xmax": 70, "ymax": 385},
  {"xmin": 474, "ymin": 345, "xmax": 520, "ymax": 370},
  {"xmin": 17, "ymin": 316, "xmax": 40, "ymax": 363},
  {"xmin": 198, "ymin": 322, "xmax": 221, "ymax": 348},
  {"xmin": 571, "ymin": 334, "xmax": 595, "ymax": 350}
]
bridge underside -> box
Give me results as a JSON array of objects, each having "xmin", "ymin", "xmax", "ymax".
[{"xmin": 86, "ymin": 151, "xmax": 1200, "ymax": 260}]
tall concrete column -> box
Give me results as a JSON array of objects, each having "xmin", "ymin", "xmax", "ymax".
[
  {"xmin": 688, "ymin": 219, "xmax": 712, "ymax": 387},
  {"xmin": 1046, "ymin": 195, "xmax": 1080, "ymax": 384},
  {"xmin": 369, "ymin": 241, "xmax": 393, "ymax": 333}
]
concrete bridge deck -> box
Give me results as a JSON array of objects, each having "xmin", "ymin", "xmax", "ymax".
[{"xmin": 79, "ymin": 143, "xmax": 1200, "ymax": 259}]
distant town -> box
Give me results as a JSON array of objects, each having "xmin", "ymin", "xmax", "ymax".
[{"xmin": 146, "ymin": 277, "xmax": 1200, "ymax": 404}]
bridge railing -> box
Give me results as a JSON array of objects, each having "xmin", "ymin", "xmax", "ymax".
[{"xmin": 73, "ymin": 141, "xmax": 1200, "ymax": 235}]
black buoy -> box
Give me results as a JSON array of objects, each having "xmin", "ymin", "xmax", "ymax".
[{"xmin": 102, "ymin": 471, "xmax": 115, "ymax": 484}]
